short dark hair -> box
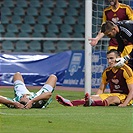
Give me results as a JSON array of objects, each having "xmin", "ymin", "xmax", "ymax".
[
  {"xmin": 107, "ymin": 49, "xmax": 121, "ymax": 57},
  {"xmin": 19, "ymin": 101, "xmax": 27, "ymax": 105},
  {"xmin": 101, "ymin": 21, "xmax": 116, "ymax": 33}
]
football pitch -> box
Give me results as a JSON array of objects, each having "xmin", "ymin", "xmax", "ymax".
[{"xmin": 0, "ymin": 88, "xmax": 133, "ymax": 133}]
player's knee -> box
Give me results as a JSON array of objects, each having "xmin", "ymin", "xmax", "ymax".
[
  {"xmin": 13, "ymin": 72, "xmax": 24, "ymax": 82},
  {"xmin": 48, "ymin": 74, "xmax": 57, "ymax": 84},
  {"xmin": 50, "ymin": 74, "xmax": 57, "ymax": 81},
  {"xmin": 14, "ymin": 72, "xmax": 21, "ymax": 76},
  {"xmin": 13, "ymin": 72, "xmax": 21, "ymax": 79}
]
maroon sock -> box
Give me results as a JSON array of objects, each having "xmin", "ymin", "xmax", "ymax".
[
  {"xmin": 71, "ymin": 100, "xmax": 85, "ymax": 106},
  {"xmin": 91, "ymin": 100, "xmax": 108, "ymax": 106},
  {"xmin": 103, "ymin": 99, "xmax": 109, "ymax": 106}
]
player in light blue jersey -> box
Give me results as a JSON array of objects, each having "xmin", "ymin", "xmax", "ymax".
[{"xmin": 2, "ymin": 72, "xmax": 57, "ymax": 109}]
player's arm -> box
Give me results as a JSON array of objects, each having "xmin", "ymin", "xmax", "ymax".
[
  {"xmin": 119, "ymin": 84, "xmax": 133, "ymax": 107},
  {"xmin": 88, "ymin": 31, "xmax": 105, "ymax": 46},
  {"xmin": 96, "ymin": 70, "xmax": 107, "ymax": 95},
  {"xmin": 126, "ymin": 5, "xmax": 133, "ymax": 20},
  {"xmin": 95, "ymin": 31, "xmax": 105, "ymax": 41},
  {"xmin": 114, "ymin": 49, "xmax": 132, "ymax": 68},
  {"xmin": 96, "ymin": 82, "xmax": 106, "ymax": 95},
  {"xmin": 0, "ymin": 96, "xmax": 24, "ymax": 109},
  {"xmin": 88, "ymin": 11, "xmax": 106, "ymax": 46},
  {"xmin": 119, "ymin": 68, "xmax": 133, "ymax": 107},
  {"xmin": 25, "ymin": 92, "xmax": 52, "ymax": 109},
  {"xmin": 0, "ymin": 96, "xmax": 14, "ymax": 104}
]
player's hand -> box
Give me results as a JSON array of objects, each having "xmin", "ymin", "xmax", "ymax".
[
  {"xmin": 14, "ymin": 102, "xmax": 25, "ymax": 109},
  {"xmin": 114, "ymin": 55, "xmax": 130, "ymax": 68},
  {"xmin": 88, "ymin": 38, "xmax": 98, "ymax": 46},
  {"xmin": 118, "ymin": 103, "xmax": 127, "ymax": 107},
  {"xmin": 114, "ymin": 57, "xmax": 125, "ymax": 68},
  {"xmin": 25, "ymin": 100, "xmax": 33, "ymax": 109}
]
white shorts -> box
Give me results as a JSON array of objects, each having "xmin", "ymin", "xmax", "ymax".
[
  {"xmin": 14, "ymin": 80, "xmax": 31, "ymax": 97},
  {"xmin": 14, "ymin": 80, "xmax": 54, "ymax": 99}
]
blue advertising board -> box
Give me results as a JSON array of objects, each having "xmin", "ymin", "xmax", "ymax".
[
  {"xmin": 63, "ymin": 51, "xmax": 85, "ymax": 87},
  {"xmin": 63, "ymin": 50, "xmax": 107, "ymax": 88},
  {"xmin": 0, "ymin": 51, "xmax": 71, "ymax": 86},
  {"xmin": 0, "ymin": 50, "xmax": 107, "ymax": 88}
]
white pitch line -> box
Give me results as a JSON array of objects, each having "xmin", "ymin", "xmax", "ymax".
[
  {"xmin": 0, "ymin": 112, "xmax": 90, "ymax": 116},
  {"xmin": 0, "ymin": 112, "xmax": 72, "ymax": 116},
  {"xmin": 0, "ymin": 112, "xmax": 47, "ymax": 116}
]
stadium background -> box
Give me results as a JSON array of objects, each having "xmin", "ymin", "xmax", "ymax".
[{"xmin": 0, "ymin": 0, "xmax": 133, "ymax": 89}]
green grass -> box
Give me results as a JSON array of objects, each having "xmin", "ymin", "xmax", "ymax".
[{"xmin": 0, "ymin": 88, "xmax": 133, "ymax": 133}]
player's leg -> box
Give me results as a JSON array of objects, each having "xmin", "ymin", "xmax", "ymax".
[
  {"xmin": 32, "ymin": 74, "xmax": 57, "ymax": 108},
  {"xmin": 87, "ymin": 94, "xmax": 120, "ymax": 106},
  {"xmin": 56, "ymin": 95, "xmax": 74, "ymax": 106},
  {"xmin": 36, "ymin": 74, "xmax": 57, "ymax": 96},
  {"xmin": 56, "ymin": 93, "xmax": 108, "ymax": 107},
  {"xmin": 84, "ymin": 93, "xmax": 109, "ymax": 106},
  {"xmin": 60, "ymin": 93, "xmax": 110, "ymax": 107},
  {"xmin": 56, "ymin": 94, "xmax": 86, "ymax": 107},
  {"xmin": 13, "ymin": 72, "xmax": 31, "ymax": 97},
  {"xmin": 13, "ymin": 72, "xmax": 24, "ymax": 82},
  {"xmin": 105, "ymin": 96, "xmax": 120, "ymax": 105},
  {"xmin": 56, "ymin": 93, "xmax": 101, "ymax": 107},
  {"xmin": 45, "ymin": 74, "xmax": 57, "ymax": 89},
  {"xmin": 56, "ymin": 95, "xmax": 86, "ymax": 107}
]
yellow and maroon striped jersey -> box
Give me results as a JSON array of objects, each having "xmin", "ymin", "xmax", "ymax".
[
  {"xmin": 101, "ymin": 64, "xmax": 133, "ymax": 94},
  {"xmin": 102, "ymin": 3, "xmax": 133, "ymax": 23}
]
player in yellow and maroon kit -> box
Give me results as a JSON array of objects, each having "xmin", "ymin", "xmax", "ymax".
[
  {"xmin": 89, "ymin": 0, "xmax": 133, "ymax": 58},
  {"xmin": 103, "ymin": 0, "xmax": 133, "ymax": 56},
  {"xmin": 56, "ymin": 49, "xmax": 133, "ymax": 107},
  {"xmin": 103, "ymin": 1, "xmax": 133, "ymax": 23}
]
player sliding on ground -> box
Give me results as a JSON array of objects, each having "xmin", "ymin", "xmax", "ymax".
[
  {"xmin": 56, "ymin": 49, "xmax": 133, "ymax": 107},
  {"xmin": 0, "ymin": 72, "xmax": 57, "ymax": 109}
]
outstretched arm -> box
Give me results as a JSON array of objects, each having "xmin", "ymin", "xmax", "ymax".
[
  {"xmin": 0, "ymin": 96, "xmax": 24, "ymax": 109},
  {"xmin": 25, "ymin": 92, "xmax": 52, "ymax": 109},
  {"xmin": 88, "ymin": 31, "xmax": 104, "ymax": 46}
]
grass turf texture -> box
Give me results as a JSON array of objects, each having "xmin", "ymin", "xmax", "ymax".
[{"xmin": 0, "ymin": 88, "xmax": 133, "ymax": 133}]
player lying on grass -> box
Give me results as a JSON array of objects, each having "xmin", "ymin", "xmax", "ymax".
[
  {"xmin": 56, "ymin": 49, "xmax": 133, "ymax": 107},
  {"xmin": 0, "ymin": 72, "xmax": 57, "ymax": 109}
]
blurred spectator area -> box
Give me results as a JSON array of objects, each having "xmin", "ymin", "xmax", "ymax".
[
  {"xmin": 1, "ymin": 0, "xmax": 85, "ymax": 53},
  {"xmin": 1, "ymin": 0, "xmax": 132, "ymax": 53}
]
